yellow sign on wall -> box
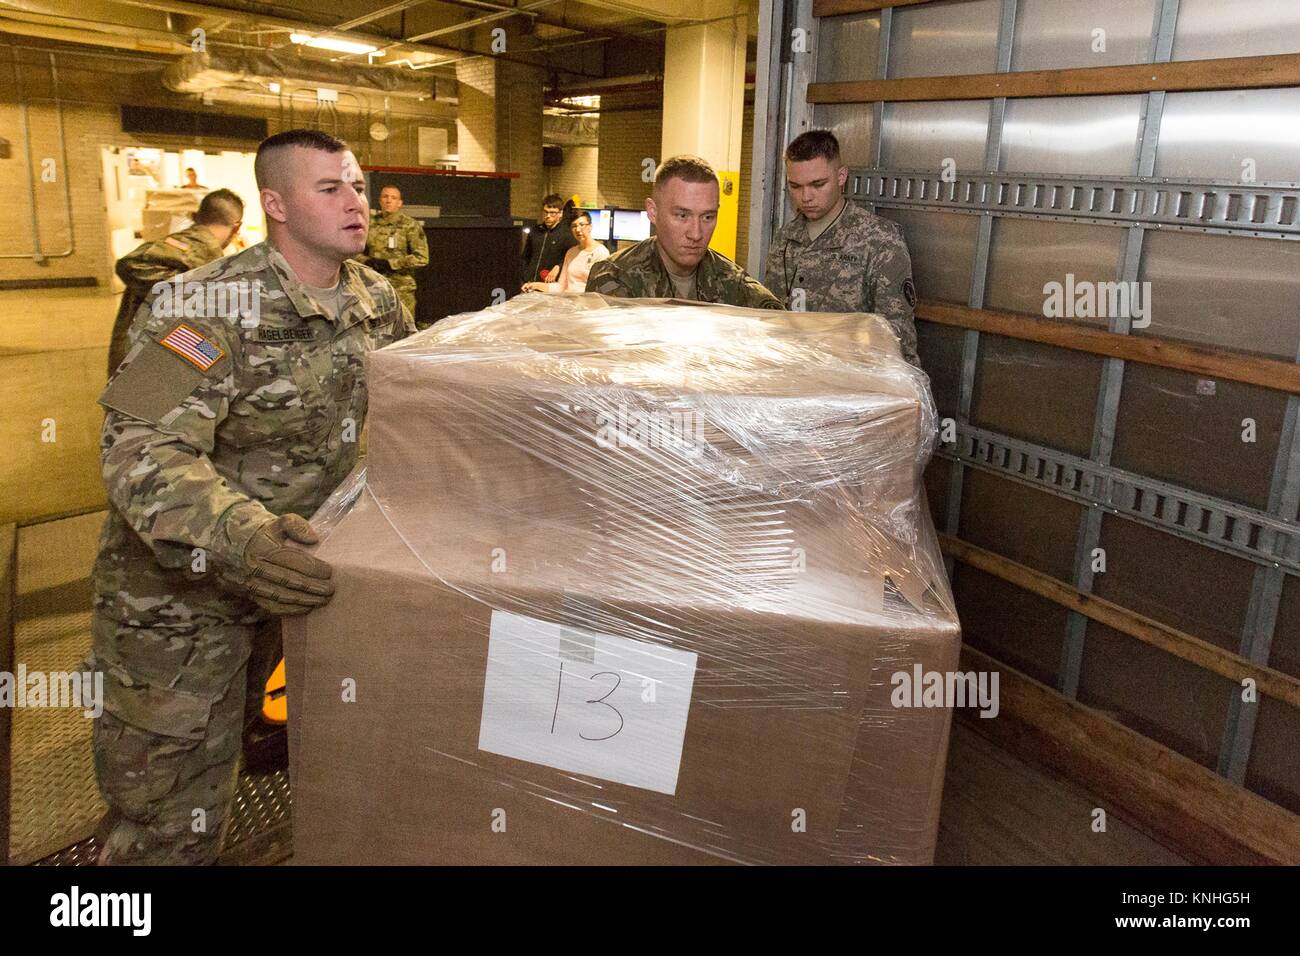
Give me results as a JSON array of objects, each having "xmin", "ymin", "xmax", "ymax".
[{"xmin": 709, "ymin": 169, "xmax": 741, "ymax": 261}]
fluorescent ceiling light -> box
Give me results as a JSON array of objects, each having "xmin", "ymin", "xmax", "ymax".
[{"xmin": 290, "ymin": 33, "xmax": 382, "ymax": 56}]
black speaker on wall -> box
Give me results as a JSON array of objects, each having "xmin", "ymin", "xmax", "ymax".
[
  {"xmin": 120, "ymin": 105, "xmax": 268, "ymax": 141},
  {"xmin": 542, "ymin": 144, "xmax": 564, "ymax": 167}
]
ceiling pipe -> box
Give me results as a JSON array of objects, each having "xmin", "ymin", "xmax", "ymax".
[{"xmin": 0, "ymin": 16, "xmax": 190, "ymax": 53}]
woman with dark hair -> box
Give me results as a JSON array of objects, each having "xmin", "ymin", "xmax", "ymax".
[{"xmin": 522, "ymin": 209, "xmax": 610, "ymax": 294}]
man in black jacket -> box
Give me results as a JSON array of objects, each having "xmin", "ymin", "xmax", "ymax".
[{"xmin": 521, "ymin": 193, "xmax": 577, "ymax": 288}]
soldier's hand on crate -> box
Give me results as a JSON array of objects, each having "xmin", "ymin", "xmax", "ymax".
[{"xmin": 236, "ymin": 514, "xmax": 336, "ymax": 615}]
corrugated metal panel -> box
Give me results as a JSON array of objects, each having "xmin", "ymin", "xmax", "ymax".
[
  {"xmin": 1137, "ymin": 231, "xmax": 1300, "ymax": 360},
  {"xmin": 917, "ymin": 321, "xmax": 967, "ymax": 418},
  {"xmin": 879, "ymin": 207, "xmax": 980, "ymax": 302},
  {"xmin": 1271, "ymin": 576, "xmax": 1300, "ymax": 679},
  {"xmin": 1153, "ymin": 88, "xmax": 1300, "ymax": 181},
  {"xmin": 953, "ymin": 567, "xmax": 1066, "ymax": 684},
  {"xmin": 923, "ymin": 457, "xmax": 954, "ymax": 525},
  {"xmin": 959, "ymin": 469, "xmax": 1084, "ymax": 579},
  {"xmin": 970, "ymin": 337, "xmax": 1105, "ymax": 457},
  {"xmin": 813, "ymin": 103, "xmax": 876, "ymax": 167},
  {"xmin": 1110, "ymin": 366, "xmax": 1286, "ymax": 510},
  {"xmin": 1077, "ymin": 622, "xmax": 1234, "ymax": 769},
  {"xmin": 887, "ymin": 0, "xmax": 1001, "ymax": 79},
  {"xmin": 1093, "ymin": 515, "xmax": 1258, "ymax": 653},
  {"xmin": 815, "ymin": 13, "xmax": 881, "ymax": 84},
  {"xmin": 1245, "ymin": 699, "xmax": 1300, "ymax": 814},
  {"xmin": 985, "ymin": 218, "xmax": 1123, "ymax": 323},
  {"xmin": 1011, "ymin": 0, "xmax": 1156, "ymax": 72},
  {"xmin": 1172, "ymin": 0, "xmax": 1300, "ymax": 60},
  {"xmin": 879, "ymin": 101, "xmax": 992, "ymax": 170},
  {"xmin": 1000, "ymin": 96, "xmax": 1143, "ymax": 175}
]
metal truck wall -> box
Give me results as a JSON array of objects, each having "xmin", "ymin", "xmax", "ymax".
[{"xmin": 802, "ymin": 0, "xmax": 1300, "ymax": 814}]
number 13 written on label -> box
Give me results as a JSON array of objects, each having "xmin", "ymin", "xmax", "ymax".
[{"xmin": 550, "ymin": 663, "xmax": 624, "ymax": 741}]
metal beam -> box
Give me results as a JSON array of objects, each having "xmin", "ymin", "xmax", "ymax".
[
  {"xmin": 867, "ymin": 6, "xmax": 890, "ymax": 174},
  {"xmin": 941, "ymin": 0, "xmax": 1015, "ymax": 569},
  {"xmin": 1219, "ymin": 340, "xmax": 1300, "ymax": 782},
  {"xmin": 1059, "ymin": 0, "xmax": 1179, "ymax": 699},
  {"xmin": 938, "ymin": 422, "xmax": 1300, "ymax": 574},
  {"xmin": 844, "ymin": 169, "xmax": 1300, "ymax": 241},
  {"xmin": 746, "ymin": 0, "xmax": 785, "ymax": 275}
]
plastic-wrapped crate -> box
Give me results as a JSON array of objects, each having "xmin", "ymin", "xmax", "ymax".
[{"xmin": 284, "ymin": 293, "xmax": 960, "ymax": 865}]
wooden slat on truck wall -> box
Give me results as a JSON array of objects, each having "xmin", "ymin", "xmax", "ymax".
[
  {"xmin": 959, "ymin": 645, "xmax": 1300, "ymax": 865},
  {"xmin": 809, "ymin": 53, "xmax": 1300, "ymax": 103},
  {"xmin": 918, "ymin": 301, "xmax": 1300, "ymax": 395},
  {"xmin": 943, "ymin": 534, "xmax": 1300, "ymax": 710}
]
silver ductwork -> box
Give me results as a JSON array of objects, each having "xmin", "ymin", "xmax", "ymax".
[{"xmin": 162, "ymin": 50, "xmax": 454, "ymax": 101}]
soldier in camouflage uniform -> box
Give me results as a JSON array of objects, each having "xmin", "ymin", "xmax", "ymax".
[
  {"xmin": 358, "ymin": 185, "xmax": 427, "ymax": 333},
  {"xmin": 90, "ymin": 129, "xmax": 405, "ymax": 865},
  {"xmin": 586, "ymin": 156, "xmax": 782, "ymax": 311},
  {"xmin": 108, "ymin": 189, "xmax": 244, "ymax": 377},
  {"xmin": 763, "ymin": 130, "xmax": 920, "ymax": 366}
]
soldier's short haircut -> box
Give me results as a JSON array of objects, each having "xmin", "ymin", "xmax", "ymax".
[
  {"xmin": 194, "ymin": 188, "xmax": 244, "ymax": 226},
  {"xmin": 542, "ymin": 193, "xmax": 564, "ymax": 209},
  {"xmin": 653, "ymin": 155, "xmax": 718, "ymax": 192},
  {"xmin": 254, "ymin": 128, "xmax": 348, "ymax": 189},
  {"xmin": 380, "ymin": 184, "xmax": 401, "ymax": 197},
  {"xmin": 785, "ymin": 130, "xmax": 841, "ymax": 163}
]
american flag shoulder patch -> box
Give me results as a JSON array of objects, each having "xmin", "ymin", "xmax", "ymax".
[{"xmin": 159, "ymin": 323, "xmax": 224, "ymax": 371}]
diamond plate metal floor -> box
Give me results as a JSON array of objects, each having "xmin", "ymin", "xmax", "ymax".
[
  {"xmin": 9, "ymin": 513, "xmax": 106, "ymax": 864},
  {"xmin": 35, "ymin": 766, "xmax": 294, "ymax": 866},
  {"xmin": 10, "ymin": 510, "xmax": 294, "ymax": 867}
]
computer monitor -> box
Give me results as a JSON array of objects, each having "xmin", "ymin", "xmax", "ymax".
[
  {"xmin": 612, "ymin": 209, "xmax": 652, "ymax": 242},
  {"xmin": 587, "ymin": 208, "xmax": 611, "ymax": 241}
]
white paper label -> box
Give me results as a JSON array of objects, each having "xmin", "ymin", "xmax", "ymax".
[{"xmin": 478, "ymin": 610, "xmax": 698, "ymax": 795}]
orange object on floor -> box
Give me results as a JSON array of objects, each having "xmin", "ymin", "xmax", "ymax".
[{"xmin": 262, "ymin": 657, "xmax": 287, "ymax": 724}]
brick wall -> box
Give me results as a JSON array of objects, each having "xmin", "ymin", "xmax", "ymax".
[
  {"xmin": 546, "ymin": 145, "xmax": 599, "ymax": 207},
  {"xmin": 453, "ymin": 42, "xmax": 544, "ymax": 220},
  {"xmin": 454, "ymin": 56, "xmax": 497, "ymax": 174},
  {"xmin": 596, "ymin": 93, "xmax": 662, "ymax": 209},
  {"xmin": 495, "ymin": 57, "xmax": 544, "ymax": 220}
]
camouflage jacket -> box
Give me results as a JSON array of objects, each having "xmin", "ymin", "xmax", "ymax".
[
  {"xmin": 763, "ymin": 201, "xmax": 920, "ymax": 365},
  {"xmin": 97, "ymin": 240, "xmax": 406, "ymax": 575},
  {"xmin": 360, "ymin": 211, "xmax": 429, "ymax": 279},
  {"xmin": 109, "ymin": 223, "xmax": 226, "ymax": 374},
  {"xmin": 586, "ymin": 237, "xmax": 782, "ymax": 310}
]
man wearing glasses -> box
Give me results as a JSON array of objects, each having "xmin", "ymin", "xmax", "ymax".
[
  {"xmin": 107, "ymin": 188, "xmax": 245, "ymax": 377},
  {"xmin": 521, "ymin": 192, "xmax": 578, "ymax": 289}
]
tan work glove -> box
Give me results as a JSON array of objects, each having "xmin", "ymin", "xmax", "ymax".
[{"xmin": 236, "ymin": 514, "xmax": 335, "ymax": 615}]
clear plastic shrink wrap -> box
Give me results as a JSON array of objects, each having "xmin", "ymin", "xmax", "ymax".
[{"xmin": 283, "ymin": 292, "xmax": 961, "ymax": 865}]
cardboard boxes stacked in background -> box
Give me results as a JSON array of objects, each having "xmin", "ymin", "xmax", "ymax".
[
  {"xmin": 140, "ymin": 189, "xmax": 201, "ymax": 241},
  {"xmin": 284, "ymin": 294, "xmax": 961, "ymax": 865}
]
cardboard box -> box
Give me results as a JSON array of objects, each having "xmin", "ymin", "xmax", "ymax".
[
  {"xmin": 285, "ymin": 295, "xmax": 961, "ymax": 865},
  {"xmin": 140, "ymin": 209, "xmax": 190, "ymax": 242}
]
